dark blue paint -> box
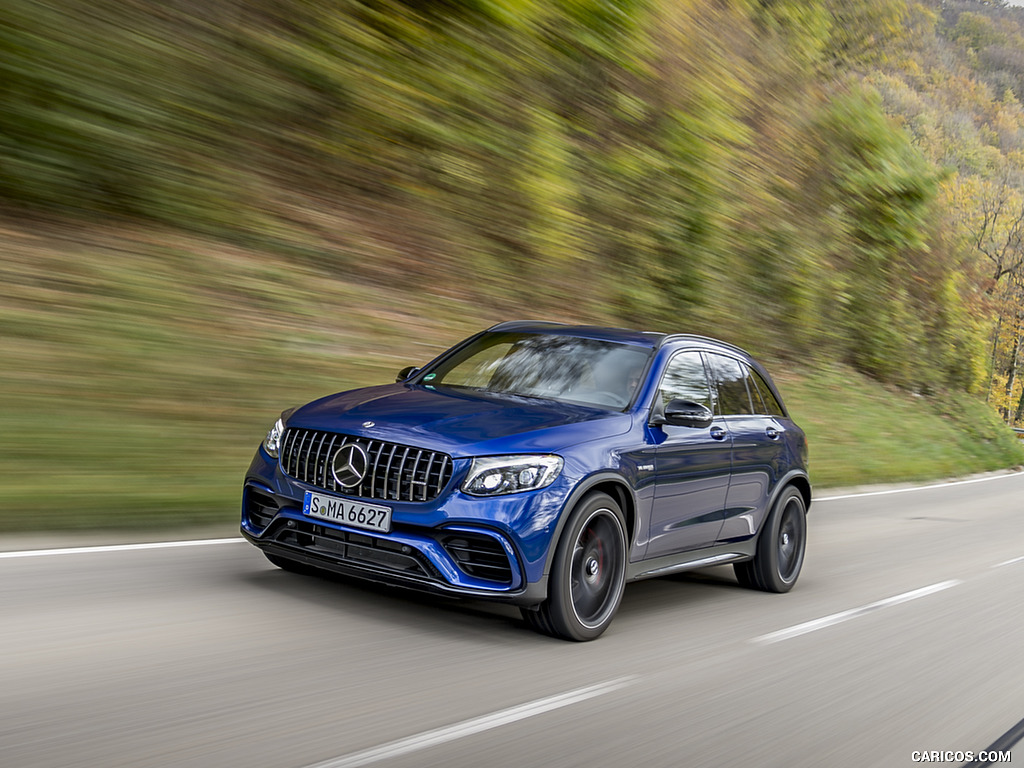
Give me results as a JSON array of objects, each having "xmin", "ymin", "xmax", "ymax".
[{"xmin": 241, "ymin": 322, "xmax": 809, "ymax": 607}]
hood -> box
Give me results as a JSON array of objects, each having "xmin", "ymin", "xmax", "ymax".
[{"xmin": 288, "ymin": 384, "xmax": 632, "ymax": 457}]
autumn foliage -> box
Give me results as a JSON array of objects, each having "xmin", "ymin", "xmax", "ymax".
[{"xmin": 5, "ymin": 0, "xmax": 1024, "ymax": 419}]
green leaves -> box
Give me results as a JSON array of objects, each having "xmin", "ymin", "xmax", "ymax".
[
  {"xmin": 816, "ymin": 86, "xmax": 942, "ymax": 384},
  {"xmin": 0, "ymin": 0, "xmax": 1005, "ymax": 396}
]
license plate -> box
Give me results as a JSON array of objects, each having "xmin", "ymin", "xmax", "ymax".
[{"xmin": 303, "ymin": 491, "xmax": 392, "ymax": 534}]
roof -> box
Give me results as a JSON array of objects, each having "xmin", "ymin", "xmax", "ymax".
[
  {"xmin": 485, "ymin": 321, "xmax": 754, "ymax": 358},
  {"xmin": 486, "ymin": 320, "xmax": 665, "ymax": 347}
]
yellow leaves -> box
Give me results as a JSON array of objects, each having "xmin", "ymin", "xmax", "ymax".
[{"xmin": 825, "ymin": 0, "xmax": 911, "ymax": 68}]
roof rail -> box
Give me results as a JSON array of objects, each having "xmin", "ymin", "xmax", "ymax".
[
  {"xmin": 485, "ymin": 320, "xmax": 567, "ymax": 332},
  {"xmin": 660, "ymin": 333, "xmax": 750, "ymax": 356}
]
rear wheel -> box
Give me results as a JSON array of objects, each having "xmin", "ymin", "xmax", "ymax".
[
  {"xmin": 522, "ymin": 492, "xmax": 627, "ymax": 641},
  {"xmin": 734, "ymin": 486, "xmax": 806, "ymax": 593}
]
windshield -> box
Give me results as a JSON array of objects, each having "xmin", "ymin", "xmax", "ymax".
[{"xmin": 421, "ymin": 332, "xmax": 652, "ymax": 410}]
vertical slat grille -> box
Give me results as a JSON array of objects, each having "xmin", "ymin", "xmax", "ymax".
[{"xmin": 280, "ymin": 428, "xmax": 453, "ymax": 503}]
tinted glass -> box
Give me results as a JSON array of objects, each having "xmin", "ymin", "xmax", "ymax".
[
  {"xmin": 658, "ymin": 351, "xmax": 712, "ymax": 411},
  {"xmin": 426, "ymin": 332, "xmax": 652, "ymax": 410},
  {"xmin": 435, "ymin": 339, "xmax": 513, "ymax": 389},
  {"xmin": 749, "ymin": 368, "xmax": 785, "ymax": 416},
  {"xmin": 747, "ymin": 366, "xmax": 768, "ymax": 413},
  {"xmin": 708, "ymin": 354, "xmax": 754, "ymax": 415}
]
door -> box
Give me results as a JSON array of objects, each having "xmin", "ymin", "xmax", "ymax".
[
  {"xmin": 706, "ymin": 354, "xmax": 787, "ymax": 544},
  {"xmin": 646, "ymin": 351, "xmax": 732, "ymax": 557}
]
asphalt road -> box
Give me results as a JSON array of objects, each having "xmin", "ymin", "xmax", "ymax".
[{"xmin": 2, "ymin": 473, "xmax": 1024, "ymax": 768}]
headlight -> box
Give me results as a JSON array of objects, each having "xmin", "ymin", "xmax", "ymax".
[
  {"xmin": 263, "ymin": 417, "xmax": 286, "ymax": 458},
  {"xmin": 462, "ymin": 455, "xmax": 563, "ymax": 496}
]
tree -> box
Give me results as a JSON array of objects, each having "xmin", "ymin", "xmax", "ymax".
[{"xmin": 965, "ymin": 166, "xmax": 1024, "ymax": 287}]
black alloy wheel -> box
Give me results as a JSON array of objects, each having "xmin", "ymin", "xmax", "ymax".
[
  {"xmin": 522, "ymin": 492, "xmax": 627, "ymax": 641},
  {"xmin": 734, "ymin": 485, "xmax": 806, "ymax": 593}
]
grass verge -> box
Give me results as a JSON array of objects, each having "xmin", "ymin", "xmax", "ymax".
[
  {"xmin": 777, "ymin": 367, "xmax": 1024, "ymax": 488},
  {"xmin": 2, "ymin": 221, "xmax": 1022, "ymax": 532}
]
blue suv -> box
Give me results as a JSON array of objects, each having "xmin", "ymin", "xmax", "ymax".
[{"xmin": 242, "ymin": 322, "xmax": 810, "ymax": 640}]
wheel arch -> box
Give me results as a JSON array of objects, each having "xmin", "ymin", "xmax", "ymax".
[
  {"xmin": 787, "ymin": 473, "xmax": 812, "ymax": 513},
  {"xmin": 541, "ymin": 473, "xmax": 637, "ymax": 578},
  {"xmin": 750, "ymin": 470, "xmax": 811, "ymax": 540}
]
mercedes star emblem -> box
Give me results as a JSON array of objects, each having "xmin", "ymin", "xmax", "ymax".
[{"xmin": 331, "ymin": 443, "xmax": 369, "ymax": 488}]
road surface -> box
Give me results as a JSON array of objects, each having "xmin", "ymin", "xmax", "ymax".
[{"xmin": 2, "ymin": 473, "xmax": 1023, "ymax": 767}]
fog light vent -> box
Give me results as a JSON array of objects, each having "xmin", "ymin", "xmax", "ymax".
[{"xmin": 440, "ymin": 533, "xmax": 513, "ymax": 584}]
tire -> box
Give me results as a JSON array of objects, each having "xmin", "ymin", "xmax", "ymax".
[
  {"xmin": 734, "ymin": 485, "xmax": 806, "ymax": 593},
  {"xmin": 264, "ymin": 552, "xmax": 313, "ymax": 575},
  {"xmin": 521, "ymin": 492, "xmax": 627, "ymax": 641}
]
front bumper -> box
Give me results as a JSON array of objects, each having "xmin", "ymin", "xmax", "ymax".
[
  {"xmin": 241, "ymin": 466, "xmax": 557, "ymax": 605},
  {"xmin": 243, "ymin": 528, "xmax": 548, "ymax": 605}
]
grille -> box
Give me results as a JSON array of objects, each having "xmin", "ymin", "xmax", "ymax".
[
  {"xmin": 280, "ymin": 428, "xmax": 453, "ymax": 503},
  {"xmin": 441, "ymin": 533, "xmax": 514, "ymax": 585}
]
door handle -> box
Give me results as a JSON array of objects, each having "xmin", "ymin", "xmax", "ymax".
[
  {"xmin": 710, "ymin": 426, "xmax": 727, "ymax": 441},
  {"xmin": 766, "ymin": 427, "xmax": 780, "ymax": 440}
]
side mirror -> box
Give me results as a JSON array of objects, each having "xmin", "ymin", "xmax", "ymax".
[
  {"xmin": 396, "ymin": 366, "xmax": 420, "ymax": 383},
  {"xmin": 655, "ymin": 399, "xmax": 714, "ymax": 429}
]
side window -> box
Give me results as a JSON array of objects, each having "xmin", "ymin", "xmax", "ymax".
[
  {"xmin": 749, "ymin": 368, "xmax": 786, "ymax": 417},
  {"xmin": 746, "ymin": 365, "xmax": 768, "ymax": 414},
  {"xmin": 708, "ymin": 354, "xmax": 754, "ymax": 415},
  {"xmin": 658, "ymin": 351, "xmax": 713, "ymax": 411}
]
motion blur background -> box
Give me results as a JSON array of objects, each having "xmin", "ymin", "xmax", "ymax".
[{"xmin": 4, "ymin": 0, "xmax": 1024, "ymax": 533}]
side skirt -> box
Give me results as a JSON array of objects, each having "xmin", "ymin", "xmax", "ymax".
[{"xmin": 627, "ymin": 539, "xmax": 758, "ymax": 582}]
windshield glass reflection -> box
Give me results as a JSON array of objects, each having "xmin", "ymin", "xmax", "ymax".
[{"xmin": 425, "ymin": 332, "xmax": 652, "ymax": 410}]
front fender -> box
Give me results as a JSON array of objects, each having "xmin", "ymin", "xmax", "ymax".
[{"xmin": 539, "ymin": 471, "xmax": 640, "ymax": 578}]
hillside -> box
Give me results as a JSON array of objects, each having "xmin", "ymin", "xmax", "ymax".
[
  {"xmin": 7, "ymin": 1, "xmax": 1024, "ymax": 529},
  {"xmin": 0, "ymin": 0, "xmax": 994, "ymax": 385},
  {"xmin": 2, "ymin": 220, "xmax": 1021, "ymax": 531}
]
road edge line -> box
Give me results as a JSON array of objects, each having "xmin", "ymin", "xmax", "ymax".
[{"xmin": 0, "ymin": 538, "xmax": 244, "ymax": 559}]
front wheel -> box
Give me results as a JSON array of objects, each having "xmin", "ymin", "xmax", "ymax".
[
  {"xmin": 522, "ymin": 492, "xmax": 627, "ymax": 641},
  {"xmin": 734, "ymin": 486, "xmax": 806, "ymax": 593}
]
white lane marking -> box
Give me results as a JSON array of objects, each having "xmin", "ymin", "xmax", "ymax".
[
  {"xmin": 2, "ymin": 472, "xmax": 1016, "ymax": 556},
  {"xmin": 751, "ymin": 580, "xmax": 963, "ymax": 645},
  {"xmin": 302, "ymin": 677, "xmax": 638, "ymax": 768},
  {"xmin": 817, "ymin": 472, "xmax": 1024, "ymax": 502},
  {"xmin": 0, "ymin": 538, "xmax": 244, "ymax": 559},
  {"xmin": 994, "ymin": 555, "xmax": 1024, "ymax": 568}
]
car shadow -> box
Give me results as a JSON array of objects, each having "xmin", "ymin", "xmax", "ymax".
[
  {"xmin": 613, "ymin": 565, "xmax": 755, "ymax": 623},
  {"xmin": 238, "ymin": 553, "xmax": 749, "ymax": 642},
  {"xmin": 238, "ymin": 557, "xmax": 535, "ymax": 640}
]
